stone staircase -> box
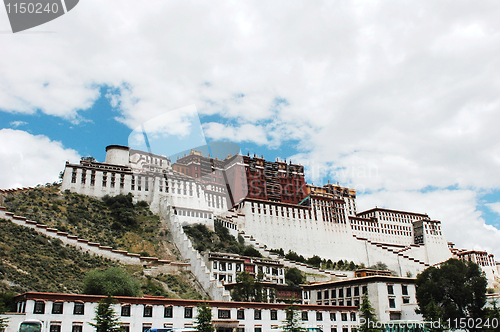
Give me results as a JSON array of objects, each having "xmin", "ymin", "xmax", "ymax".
[
  {"xmin": 352, "ymin": 235, "xmax": 429, "ymax": 276},
  {"xmin": 159, "ymin": 201, "xmax": 231, "ymax": 301}
]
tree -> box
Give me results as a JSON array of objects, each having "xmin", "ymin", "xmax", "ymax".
[
  {"xmin": 195, "ymin": 302, "xmax": 215, "ymax": 332},
  {"xmin": 281, "ymin": 304, "xmax": 305, "ymax": 332},
  {"xmin": 483, "ymin": 299, "xmax": 500, "ymax": 332},
  {"xmin": 415, "ymin": 259, "xmax": 488, "ymax": 332},
  {"xmin": 231, "ymin": 271, "xmax": 256, "ymax": 302},
  {"xmin": 0, "ymin": 291, "xmax": 15, "ymax": 332},
  {"xmin": 285, "ymin": 267, "xmax": 305, "ymax": 287},
  {"xmin": 83, "ymin": 267, "xmax": 140, "ymax": 297},
  {"xmin": 89, "ymin": 296, "xmax": 123, "ymax": 332},
  {"xmin": 306, "ymin": 255, "xmax": 322, "ymax": 268},
  {"xmin": 359, "ymin": 292, "xmax": 381, "ymax": 332}
]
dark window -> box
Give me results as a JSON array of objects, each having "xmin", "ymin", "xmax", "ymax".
[
  {"xmin": 316, "ymin": 312, "xmax": 323, "ymax": 321},
  {"xmin": 144, "ymin": 305, "xmax": 153, "ymax": 317},
  {"xmin": 317, "ymin": 291, "xmax": 322, "ymax": 300},
  {"xmin": 34, "ymin": 301, "xmax": 45, "ymax": 314},
  {"xmin": 403, "ymin": 297, "xmax": 410, "ymax": 304},
  {"xmin": 354, "ymin": 287, "xmax": 360, "ymax": 296},
  {"xmin": 121, "ymin": 305, "xmax": 131, "ymax": 317},
  {"xmin": 50, "ymin": 325, "xmax": 61, "ymax": 332},
  {"xmin": 331, "ymin": 289, "xmax": 336, "ymax": 298},
  {"xmin": 324, "ymin": 290, "xmax": 329, "ymax": 299},
  {"xmin": 218, "ymin": 310, "xmax": 231, "ymax": 319},
  {"xmin": 73, "ymin": 302, "xmax": 84, "ymax": 315},
  {"xmin": 122, "ymin": 326, "xmax": 130, "ymax": 332},
  {"xmin": 350, "ymin": 312, "xmax": 356, "ymax": 321},
  {"xmin": 390, "ymin": 312, "xmax": 401, "ymax": 320},
  {"xmin": 255, "ymin": 328, "xmax": 262, "ymax": 332},
  {"xmin": 389, "ymin": 298, "xmax": 396, "ymax": 308},
  {"xmin": 164, "ymin": 306, "xmax": 173, "ymax": 318},
  {"xmin": 142, "ymin": 326, "xmax": 151, "ymax": 332},
  {"xmin": 362, "ymin": 286, "xmax": 368, "ymax": 294},
  {"xmin": 237, "ymin": 309, "xmax": 245, "ymax": 319},
  {"xmin": 254, "ymin": 309, "xmax": 261, "ymax": 320},
  {"xmin": 341, "ymin": 313, "xmax": 348, "ymax": 321},
  {"xmin": 302, "ymin": 311, "xmax": 308, "ymax": 321},
  {"xmin": 339, "ymin": 288, "xmax": 344, "ymax": 298},
  {"xmin": 346, "ymin": 300, "xmax": 352, "ymax": 306},
  {"xmin": 72, "ymin": 326, "xmax": 83, "ymax": 332},
  {"xmin": 346, "ymin": 288, "xmax": 351, "ymax": 297},
  {"xmin": 185, "ymin": 307, "xmax": 193, "ymax": 318},
  {"xmin": 271, "ymin": 310, "xmax": 277, "ymax": 320},
  {"xmin": 402, "ymin": 285, "xmax": 408, "ymax": 296},
  {"xmin": 387, "ymin": 285, "xmax": 394, "ymax": 295},
  {"xmin": 330, "ymin": 312, "xmax": 336, "ymax": 321},
  {"xmin": 343, "ymin": 328, "xmax": 349, "ymax": 332},
  {"xmin": 52, "ymin": 302, "xmax": 63, "ymax": 314}
]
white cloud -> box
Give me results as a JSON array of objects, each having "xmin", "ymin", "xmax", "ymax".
[
  {"xmin": 10, "ymin": 121, "xmax": 27, "ymax": 128},
  {"xmin": 0, "ymin": 129, "xmax": 80, "ymax": 188},
  {"xmin": 2, "ymin": 1, "xmax": 500, "ymax": 258},
  {"xmin": 486, "ymin": 202, "xmax": 500, "ymax": 216}
]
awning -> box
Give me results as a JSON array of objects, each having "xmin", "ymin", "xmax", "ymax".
[{"xmin": 212, "ymin": 320, "xmax": 240, "ymax": 328}]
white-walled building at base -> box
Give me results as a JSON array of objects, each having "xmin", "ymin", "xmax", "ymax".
[
  {"xmin": 5, "ymin": 292, "xmax": 359, "ymax": 332},
  {"xmin": 301, "ymin": 275, "xmax": 420, "ymax": 324}
]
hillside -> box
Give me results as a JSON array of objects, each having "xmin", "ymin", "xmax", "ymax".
[
  {"xmin": 0, "ymin": 218, "xmax": 114, "ymax": 294},
  {"xmin": 0, "ymin": 185, "xmax": 205, "ymax": 300},
  {"xmin": 1, "ymin": 184, "xmax": 178, "ymax": 260}
]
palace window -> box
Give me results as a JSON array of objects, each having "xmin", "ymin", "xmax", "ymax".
[
  {"xmin": 330, "ymin": 312, "xmax": 336, "ymax": 321},
  {"xmin": 402, "ymin": 285, "xmax": 408, "ymax": 295},
  {"xmin": 184, "ymin": 307, "xmax": 193, "ymax": 318},
  {"xmin": 387, "ymin": 285, "xmax": 394, "ymax": 295},
  {"xmin": 33, "ymin": 301, "xmax": 45, "ymax": 314},
  {"xmin": 71, "ymin": 325, "xmax": 83, "ymax": 332},
  {"xmin": 271, "ymin": 310, "xmax": 278, "ymax": 320},
  {"xmin": 254, "ymin": 309, "xmax": 261, "ymax": 320},
  {"xmin": 302, "ymin": 311, "xmax": 308, "ymax": 321},
  {"xmin": 51, "ymin": 302, "xmax": 63, "ymax": 314},
  {"xmin": 121, "ymin": 305, "xmax": 131, "ymax": 317},
  {"xmin": 143, "ymin": 305, "xmax": 153, "ymax": 317},
  {"xmin": 164, "ymin": 306, "xmax": 173, "ymax": 318},
  {"xmin": 49, "ymin": 324, "xmax": 61, "ymax": 332},
  {"xmin": 218, "ymin": 309, "xmax": 231, "ymax": 319},
  {"xmin": 237, "ymin": 309, "xmax": 245, "ymax": 319},
  {"xmin": 316, "ymin": 312, "xmax": 323, "ymax": 321}
]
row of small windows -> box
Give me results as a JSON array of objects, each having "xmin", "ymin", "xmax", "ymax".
[
  {"xmin": 317, "ymin": 286, "xmax": 367, "ymax": 300},
  {"xmin": 32, "ymin": 302, "xmax": 351, "ymax": 323},
  {"xmin": 32, "ymin": 301, "xmax": 84, "ymax": 315}
]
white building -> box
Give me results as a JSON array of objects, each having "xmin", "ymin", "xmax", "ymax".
[
  {"xmin": 3, "ymin": 292, "xmax": 360, "ymax": 332},
  {"xmin": 60, "ymin": 145, "xmax": 496, "ymax": 283},
  {"xmin": 301, "ymin": 275, "xmax": 420, "ymax": 324},
  {"xmin": 207, "ymin": 252, "xmax": 286, "ymax": 285}
]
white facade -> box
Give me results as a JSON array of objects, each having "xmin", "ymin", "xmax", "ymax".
[
  {"xmin": 207, "ymin": 252, "xmax": 286, "ymax": 285},
  {"xmin": 4, "ymin": 292, "xmax": 360, "ymax": 332},
  {"xmin": 61, "ymin": 145, "xmax": 496, "ymax": 282},
  {"xmin": 302, "ymin": 276, "xmax": 421, "ymax": 324}
]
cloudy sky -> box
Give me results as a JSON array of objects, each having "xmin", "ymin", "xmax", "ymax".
[{"xmin": 1, "ymin": 1, "xmax": 500, "ymax": 258}]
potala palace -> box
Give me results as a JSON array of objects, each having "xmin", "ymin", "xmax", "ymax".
[{"xmin": 60, "ymin": 145, "xmax": 499, "ymax": 283}]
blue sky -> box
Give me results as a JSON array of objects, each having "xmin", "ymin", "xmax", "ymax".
[{"xmin": 1, "ymin": 0, "xmax": 499, "ymax": 257}]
